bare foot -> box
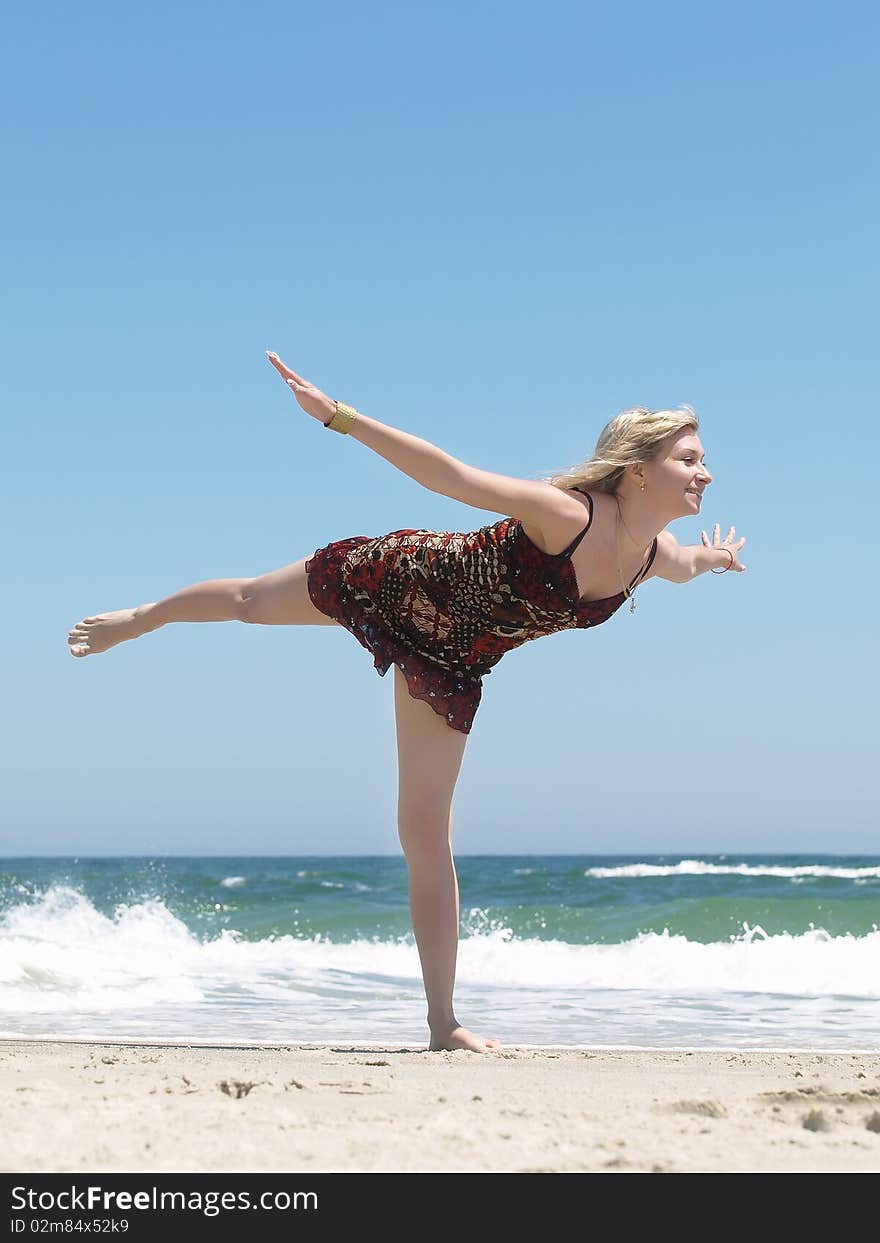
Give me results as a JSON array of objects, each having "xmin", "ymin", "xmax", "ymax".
[
  {"xmin": 429, "ymin": 1025, "xmax": 503, "ymax": 1054},
  {"xmin": 67, "ymin": 604, "xmax": 156, "ymax": 657}
]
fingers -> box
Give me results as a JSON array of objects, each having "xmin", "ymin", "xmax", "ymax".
[
  {"xmin": 701, "ymin": 519, "xmax": 748, "ymax": 571},
  {"xmin": 702, "ymin": 526, "xmax": 748, "ymax": 562},
  {"xmin": 703, "ymin": 524, "xmax": 746, "ymax": 545},
  {"xmin": 266, "ymin": 350, "xmax": 308, "ymax": 386}
]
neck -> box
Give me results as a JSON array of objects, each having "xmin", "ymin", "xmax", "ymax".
[{"xmin": 613, "ymin": 491, "xmax": 667, "ymax": 550}]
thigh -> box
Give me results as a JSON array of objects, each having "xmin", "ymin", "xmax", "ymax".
[
  {"xmin": 394, "ymin": 665, "xmax": 468, "ymax": 830},
  {"xmin": 241, "ymin": 556, "xmax": 340, "ymax": 626}
]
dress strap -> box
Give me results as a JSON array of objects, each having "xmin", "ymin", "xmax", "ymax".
[
  {"xmin": 569, "ymin": 487, "xmax": 657, "ymax": 593},
  {"xmin": 560, "ymin": 489, "xmax": 593, "ymax": 558},
  {"xmin": 627, "ymin": 536, "xmax": 658, "ymax": 592}
]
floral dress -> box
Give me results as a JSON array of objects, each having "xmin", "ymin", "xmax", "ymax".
[{"xmin": 305, "ymin": 488, "xmax": 657, "ymax": 734}]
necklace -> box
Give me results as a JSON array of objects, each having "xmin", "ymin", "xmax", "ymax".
[
  {"xmin": 614, "ymin": 495, "xmax": 640, "ymax": 548},
  {"xmin": 614, "ymin": 499, "xmax": 641, "ymax": 614}
]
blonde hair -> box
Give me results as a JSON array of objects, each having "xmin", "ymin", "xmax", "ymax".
[{"xmin": 538, "ymin": 404, "xmax": 700, "ymax": 495}]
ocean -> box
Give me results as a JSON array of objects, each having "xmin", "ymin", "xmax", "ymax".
[{"xmin": 1, "ymin": 855, "xmax": 878, "ymax": 1050}]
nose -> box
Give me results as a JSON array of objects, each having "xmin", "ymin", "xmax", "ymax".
[{"xmin": 697, "ymin": 466, "xmax": 713, "ymax": 484}]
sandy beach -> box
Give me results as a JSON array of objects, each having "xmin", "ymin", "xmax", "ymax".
[{"xmin": 2, "ymin": 1040, "xmax": 879, "ymax": 1173}]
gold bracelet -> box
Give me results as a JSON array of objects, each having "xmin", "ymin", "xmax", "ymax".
[{"xmin": 324, "ymin": 400, "xmax": 359, "ymax": 434}]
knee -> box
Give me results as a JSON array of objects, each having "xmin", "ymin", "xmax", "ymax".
[
  {"xmin": 397, "ymin": 802, "xmax": 452, "ymax": 860},
  {"xmin": 236, "ymin": 583, "xmax": 260, "ymax": 623}
]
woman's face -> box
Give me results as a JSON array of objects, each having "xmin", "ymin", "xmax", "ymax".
[{"xmin": 642, "ymin": 429, "xmax": 713, "ymax": 516}]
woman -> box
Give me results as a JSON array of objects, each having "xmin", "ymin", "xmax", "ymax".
[{"xmin": 68, "ymin": 351, "xmax": 746, "ymax": 1054}]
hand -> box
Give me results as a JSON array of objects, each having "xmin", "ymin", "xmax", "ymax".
[
  {"xmin": 702, "ymin": 523, "xmax": 747, "ymax": 571},
  {"xmin": 266, "ymin": 351, "xmax": 336, "ymax": 425}
]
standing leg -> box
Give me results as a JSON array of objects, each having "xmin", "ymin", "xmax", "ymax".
[
  {"xmin": 68, "ymin": 556, "xmax": 338, "ymax": 657},
  {"xmin": 393, "ymin": 665, "xmax": 500, "ymax": 1053}
]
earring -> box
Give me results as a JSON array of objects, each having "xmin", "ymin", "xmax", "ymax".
[{"xmin": 640, "ymin": 480, "xmax": 646, "ymax": 492}]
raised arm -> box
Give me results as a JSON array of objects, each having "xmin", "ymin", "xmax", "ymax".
[
  {"xmin": 348, "ymin": 407, "xmax": 571, "ymax": 528},
  {"xmin": 266, "ymin": 352, "xmax": 576, "ymax": 529},
  {"xmin": 653, "ymin": 527, "xmax": 747, "ymax": 581}
]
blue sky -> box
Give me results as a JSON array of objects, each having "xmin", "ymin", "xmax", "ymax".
[{"xmin": 4, "ymin": 1, "xmax": 878, "ymax": 855}]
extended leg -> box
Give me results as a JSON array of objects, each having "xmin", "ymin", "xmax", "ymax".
[
  {"xmin": 68, "ymin": 555, "xmax": 336, "ymax": 657},
  {"xmin": 393, "ymin": 665, "xmax": 500, "ymax": 1054}
]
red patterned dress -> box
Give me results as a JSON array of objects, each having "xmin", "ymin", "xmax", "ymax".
[{"xmin": 305, "ymin": 487, "xmax": 657, "ymax": 734}]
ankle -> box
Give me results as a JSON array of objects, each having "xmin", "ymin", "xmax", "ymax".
[
  {"xmin": 428, "ymin": 1013, "xmax": 458, "ymax": 1036},
  {"xmin": 134, "ymin": 602, "xmax": 161, "ymax": 632}
]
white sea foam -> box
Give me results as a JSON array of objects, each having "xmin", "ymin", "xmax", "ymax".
[
  {"xmin": 585, "ymin": 860, "xmax": 880, "ymax": 880},
  {"xmin": 220, "ymin": 876, "xmax": 246, "ymax": 888},
  {"xmin": 3, "ymin": 885, "xmax": 879, "ymax": 1048},
  {"xmin": 2, "ymin": 886, "xmax": 878, "ymax": 1021}
]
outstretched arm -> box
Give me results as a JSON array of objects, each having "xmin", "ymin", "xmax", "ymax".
[
  {"xmin": 266, "ymin": 352, "xmax": 575, "ymax": 528},
  {"xmin": 653, "ymin": 527, "xmax": 747, "ymax": 581}
]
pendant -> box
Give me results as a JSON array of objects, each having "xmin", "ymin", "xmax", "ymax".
[{"xmin": 630, "ymin": 595, "xmax": 636, "ymax": 614}]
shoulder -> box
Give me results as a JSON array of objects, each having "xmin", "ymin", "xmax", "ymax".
[
  {"xmin": 520, "ymin": 486, "xmax": 597, "ymax": 554},
  {"xmin": 543, "ymin": 486, "xmax": 625, "ymax": 541}
]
